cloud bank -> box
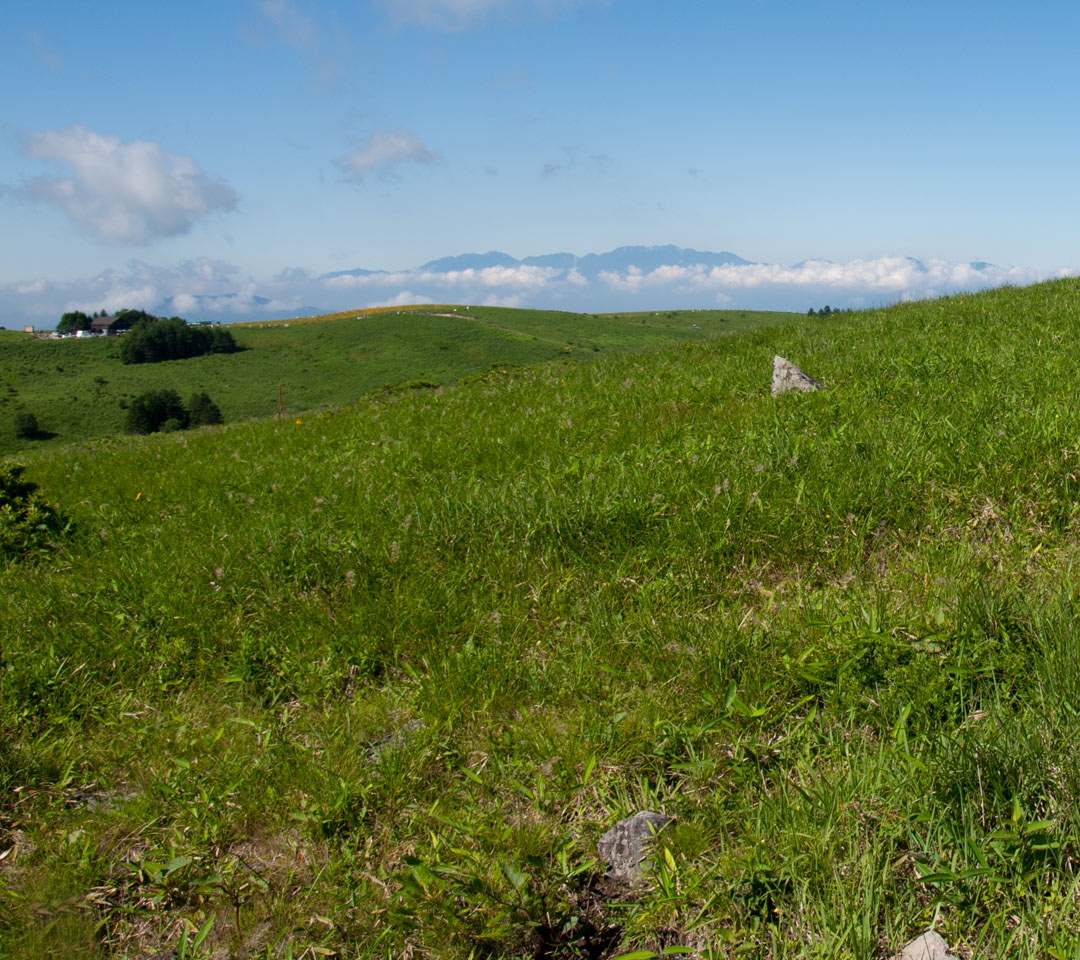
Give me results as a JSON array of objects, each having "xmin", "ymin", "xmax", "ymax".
[
  {"xmin": 596, "ymin": 257, "xmax": 1052, "ymax": 300},
  {"xmin": 20, "ymin": 126, "xmax": 238, "ymax": 243},
  {"xmin": 3, "ymin": 249, "xmax": 1074, "ymax": 328}
]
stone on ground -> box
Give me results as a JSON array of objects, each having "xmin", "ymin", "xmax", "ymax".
[
  {"xmin": 597, "ymin": 811, "xmax": 671, "ymax": 883},
  {"xmin": 890, "ymin": 930, "xmax": 958, "ymax": 960},
  {"xmin": 771, "ymin": 355, "xmax": 823, "ymax": 396}
]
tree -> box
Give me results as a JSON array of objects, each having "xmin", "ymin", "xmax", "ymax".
[
  {"xmin": 125, "ymin": 389, "xmax": 189, "ymax": 435},
  {"xmin": 113, "ymin": 308, "xmax": 157, "ymax": 327},
  {"xmin": 187, "ymin": 392, "xmax": 224, "ymax": 426},
  {"xmin": 56, "ymin": 311, "xmax": 91, "ymax": 335},
  {"xmin": 210, "ymin": 326, "xmax": 239, "ymax": 354},
  {"xmin": 14, "ymin": 413, "xmax": 39, "ymax": 440}
]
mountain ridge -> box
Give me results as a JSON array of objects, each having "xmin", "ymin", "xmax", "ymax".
[{"xmin": 319, "ymin": 244, "xmax": 756, "ymax": 281}]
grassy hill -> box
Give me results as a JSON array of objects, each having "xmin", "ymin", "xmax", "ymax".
[
  {"xmin": 0, "ymin": 305, "xmax": 794, "ymax": 455},
  {"xmin": 5, "ymin": 281, "xmax": 1080, "ymax": 958}
]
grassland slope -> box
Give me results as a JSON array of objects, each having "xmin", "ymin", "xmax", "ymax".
[
  {"xmin": 0, "ymin": 305, "xmax": 792, "ymax": 455},
  {"xmin": 6, "ymin": 281, "xmax": 1080, "ymax": 957}
]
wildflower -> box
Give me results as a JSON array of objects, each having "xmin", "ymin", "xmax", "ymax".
[
  {"xmin": 135, "ymin": 492, "xmax": 141, "ymax": 500},
  {"xmin": 295, "ymin": 418, "xmax": 302, "ymax": 425}
]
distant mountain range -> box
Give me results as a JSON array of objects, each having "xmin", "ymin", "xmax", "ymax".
[
  {"xmin": 12, "ymin": 245, "xmax": 1032, "ymax": 329},
  {"xmin": 322, "ymin": 244, "xmax": 753, "ymax": 281}
]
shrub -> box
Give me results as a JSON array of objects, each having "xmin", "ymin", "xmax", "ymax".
[
  {"xmin": 14, "ymin": 412, "xmax": 39, "ymax": 440},
  {"xmin": 188, "ymin": 392, "xmax": 224, "ymax": 427},
  {"xmin": 0, "ymin": 463, "xmax": 67, "ymax": 563},
  {"xmin": 125, "ymin": 389, "xmax": 189, "ymax": 435}
]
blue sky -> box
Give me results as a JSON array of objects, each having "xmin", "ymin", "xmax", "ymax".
[{"xmin": 3, "ymin": 0, "xmax": 1080, "ymax": 322}]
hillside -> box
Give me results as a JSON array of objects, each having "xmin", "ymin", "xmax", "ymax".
[
  {"xmin": 0, "ymin": 305, "xmax": 794, "ymax": 455},
  {"xmin": 6, "ymin": 280, "xmax": 1080, "ymax": 958}
]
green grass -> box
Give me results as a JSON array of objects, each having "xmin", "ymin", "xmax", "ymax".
[
  {"xmin": 6, "ymin": 282, "xmax": 1080, "ymax": 957},
  {"xmin": 0, "ymin": 305, "xmax": 792, "ymax": 455}
]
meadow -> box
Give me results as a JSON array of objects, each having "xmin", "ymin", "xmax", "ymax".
[
  {"xmin": 0, "ymin": 306, "xmax": 792, "ymax": 455},
  {"xmin": 5, "ymin": 281, "xmax": 1080, "ymax": 958}
]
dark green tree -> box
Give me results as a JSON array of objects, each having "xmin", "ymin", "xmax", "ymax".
[
  {"xmin": 209, "ymin": 326, "xmax": 239, "ymax": 354},
  {"xmin": 113, "ymin": 308, "xmax": 157, "ymax": 327},
  {"xmin": 187, "ymin": 392, "xmax": 224, "ymax": 426},
  {"xmin": 14, "ymin": 413, "xmax": 39, "ymax": 440},
  {"xmin": 56, "ymin": 311, "xmax": 91, "ymax": 335},
  {"xmin": 125, "ymin": 389, "xmax": 189, "ymax": 435}
]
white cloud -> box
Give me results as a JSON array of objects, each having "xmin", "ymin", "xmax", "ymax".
[
  {"xmin": 324, "ymin": 264, "xmax": 559, "ymax": 291},
  {"xmin": 336, "ymin": 130, "xmax": 442, "ymax": 183},
  {"xmin": 4, "ymin": 252, "xmax": 1075, "ymax": 330},
  {"xmin": 0, "ymin": 258, "xmax": 282, "ymax": 323},
  {"xmin": 480, "ymin": 292, "xmax": 526, "ymax": 307},
  {"xmin": 29, "ymin": 32, "xmax": 64, "ymax": 71},
  {"xmin": 171, "ymin": 292, "xmax": 199, "ymax": 313},
  {"xmin": 255, "ymin": 0, "xmax": 341, "ymax": 83},
  {"xmin": 324, "ymin": 271, "xmax": 410, "ymax": 289},
  {"xmin": 367, "ymin": 291, "xmax": 435, "ymax": 307},
  {"xmin": 258, "ymin": 0, "xmax": 317, "ymax": 51},
  {"xmin": 434, "ymin": 264, "xmax": 560, "ymax": 289},
  {"xmin": 597, "ymin": 257, "xmax": 1071, "ymax": 301},
  {"xmin": 21, "ymin": 126, "xmax": 237, "ymax": 243},
  {"xmin": 378, "ymin": 0, "xmax": 510, "ymax": 29}
]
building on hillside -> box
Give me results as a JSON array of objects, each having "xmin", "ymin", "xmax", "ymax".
[{"xmin": 89, "ymin": 315, "xmax": 115, "ymax": 335}]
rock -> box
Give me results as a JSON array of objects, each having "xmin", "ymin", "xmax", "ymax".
[
  {"xmin": 890, "ymin": 930, "xmax": 958, "ymax": 960},
  {"xmin": 771, "ymin": 355, "xmax": 823, "ymax": 396},
  {"xmin": 369, "ymin": 719, "xmax": 422, "ymax": 761},
  {"xmin": 597, "ymin": 810, "xmax": 671, "ymax": 882}
]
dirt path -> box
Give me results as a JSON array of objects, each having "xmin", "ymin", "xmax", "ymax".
[{"xmin": 412, "ymin": 311, "xmax": 553, "ymax": 343}]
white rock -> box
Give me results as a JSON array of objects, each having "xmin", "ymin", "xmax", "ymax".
[
  {"xmin": 890, "ymin": 930, "xmax": 958, "ymax": 960},
  {"xmin": 771, "ymin": 355, "xmax": 823, "ymax": 396}
]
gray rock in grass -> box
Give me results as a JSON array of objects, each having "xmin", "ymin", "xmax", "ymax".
[
  {"xmin": 597, "ymin": 810, "xmax": 671, "ymax": 883},
  {"xmin": 369, "ymin": 719, "xmax": 422, "ymax": 761},
  {"xmin": 890, "ymin": 930, "xmax": 958, "ymax": 960},
  {"xmin": 771, "ymin": 355, "xmax": 823, "ymax": 396}
]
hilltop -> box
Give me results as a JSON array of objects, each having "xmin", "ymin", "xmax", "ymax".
[
  {"xmin": 5, "ymin": 280, "xmax": 1080, "ymax": 957},
  {"xmin": 0, "ymin": 304, "xmax": 794, "ymax": 454}
]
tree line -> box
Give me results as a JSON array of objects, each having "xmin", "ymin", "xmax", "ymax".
[
  {"xmin": 55, "ymin": 309, "xmax": 241, "ymax": 365},
  {"xmin": 56, "ymin": 308, "xmax": 149, "ymax": 336},
  {"xmin": 124, "ymin": 390, "xmax": 224, "ymax": 435},
  {"xmin": 806, "ymin": 305, "xmax": 853, "ymax": 317},
  {"xmin": 120, "ymin": 316, "xmax": 240, "ymax": 364}
]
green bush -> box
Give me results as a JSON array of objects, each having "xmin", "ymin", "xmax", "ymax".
[
  {"xmin": 188, "ymin": 391, "xmax": 224, "ymax": 427},
  {"xmin": 13, "ymin": 412, "xmax": 39, "ymax": 439},
  {"xmin": 0, "ymin": 463, "xmax": 67, "ymax": 562},
  {"xmin": 125, "ymin": 389, "xmax": 189, "ymax": 435}
]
